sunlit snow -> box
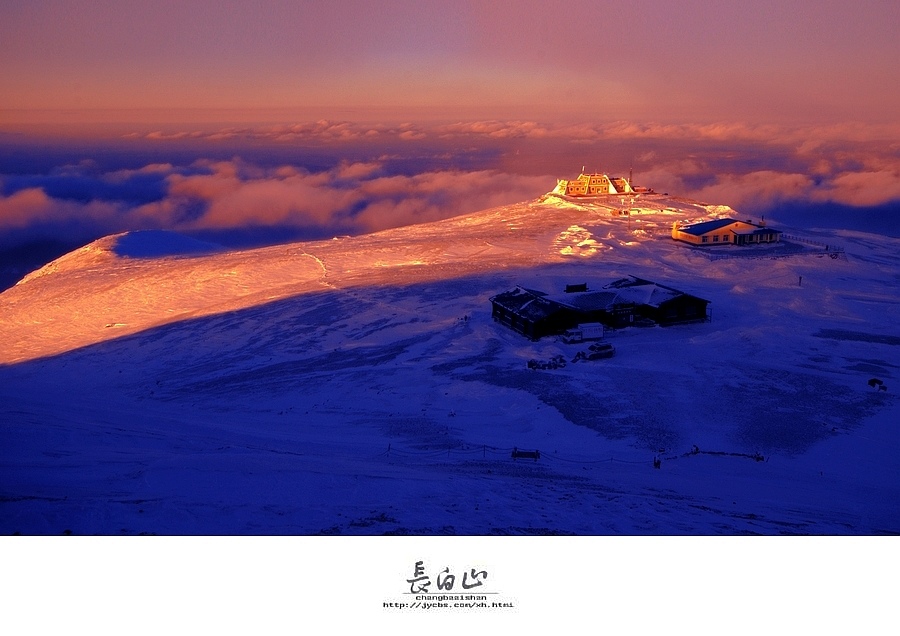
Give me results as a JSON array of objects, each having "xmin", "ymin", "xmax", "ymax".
[{"xmin": 1, "ymin": 194, "xmax": 897, "ymax": 535}]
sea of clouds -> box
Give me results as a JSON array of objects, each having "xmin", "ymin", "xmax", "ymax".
[{"xmin": 2, "ymin": 119, "xmax": 898, "ymax": 288}]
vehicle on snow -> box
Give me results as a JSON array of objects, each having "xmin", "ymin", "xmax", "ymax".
[
  {"xmin": 572, "ymin": 342, "xmax": 616, "ymax": 362},
  {"xmin": 561, "ymin": 322, "xmax": 604, "ymax": 344}
]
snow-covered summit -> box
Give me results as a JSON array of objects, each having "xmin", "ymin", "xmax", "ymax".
[
  {"xmin": 16, "ymin": 234, "xmax": 120, "ymax": 286},
  {"xmin": 1, "ymin": 193, "xmax": 897, "ymax": 535},
  {"xmin": 0, "ymin": 195, "xmax": 713, "ymax": 364},
  {"xmin": 15, "ymin": 230, "xmax": 223, "ymax": 287}
]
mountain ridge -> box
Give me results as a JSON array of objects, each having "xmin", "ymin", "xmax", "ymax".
[
  {"xmin": 1, "ymin": 192, "xmax": 897, "ymax": 535},
  {"xmin": 1, "ymin": 194, "xmax": 712, "ymax": 363}
]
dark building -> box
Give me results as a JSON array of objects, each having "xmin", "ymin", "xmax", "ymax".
[
  {"xmin": 489, "ymin": 287, "xmax": 577, "ymax": 340},
  {"xmin": 599, "ymin": 276, "xmax": 710, "ymax": 326},
  {"xmin": 490, "ymin": 276, "xmax": 709, "ymax": 340}
]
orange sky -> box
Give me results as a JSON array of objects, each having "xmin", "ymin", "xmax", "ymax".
[{"xmin": 2, "ymin": 0, "xmax": 899, "ymax": 127}]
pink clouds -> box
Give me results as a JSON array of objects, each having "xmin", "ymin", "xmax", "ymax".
[
  {"xmin": 689, "ymin": 172, "xmax": 817, "ymax": 212},
  {"xmin": 636, "ymin": 158, "xmax": 900, "ymax": 216},
  {"xmin": 145, "ymin": 131, "xmax": 206, "ymax": 141},
  {"xmin": 0, "ymin": 156, "xmax": 553, "ymax": 244},
  {"xmin": 123, "ymin": 119, "xmax": 900, "ymax": 155},
  {"xmin": 130, "ymin": 120, "xmax": 437, "ymax": 143},
  {"xmin": 815, "ymin": 168, "xmax": 900, "ymax": 208},
  {"xmin": 2, "ymin": 117, "xmax": 898, "ymax": 254},
  {"xmin": 438, "ymin": 121, "xmax": 552, "ymax": 139},
  {"xmin": 647, "ymin": 162, "xmax": 900, "ymax": 216},
  {"xmin": 0, "ymin": 189, "xmax": 56, "ymax": 228},
  {"xmin": 190, "ymin": 172, "xmax": 362, "ymax": 229},
  {"xmin": 0, "ymin": 187, "xmax": 139, "ymax": 236},
  {"xmin": 353, "ymin": 169, "xmax": 550, "ymax": 230},
  {"xmin": 165, "ymin": 161, "xmax": 360, "ymax": 229},
  {"xmin": 334, "ymin": 162, "xmax": 383, "ymax": 180},
  {"xmin": 170, "ymin": 163, "xmax": 551, "ymax": 233}
]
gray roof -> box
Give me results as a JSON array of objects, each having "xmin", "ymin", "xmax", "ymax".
[
  {"xmin": 546, "ymin": 276, "xmax": 707, "ymax": 310},
  {"xmin": 492, "ymin": 276, "xmax": 708, "ymax": 322},
  {"xmin": 549, "ymin": 290, "xmax": 622, "ymax": 311},
  {"xmin": 490, "ymin": 287, "xmax": 566, "ymax": 322}
]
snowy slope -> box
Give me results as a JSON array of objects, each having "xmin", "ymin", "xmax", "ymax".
[{"xmin": 1, "ymin": 194, "xmax": 898, "ymax": 535}]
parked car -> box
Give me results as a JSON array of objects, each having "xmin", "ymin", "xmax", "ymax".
[{"xmin": 573, "ymin": 342, "xmax": 615, "ymax": 361}]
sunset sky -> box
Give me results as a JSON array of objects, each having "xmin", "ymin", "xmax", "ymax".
[
  {"xmin": 1, "ymin": 0, "xmax": 899, "ymax": 282},
  {"xmin": 3, "ymin": 0, "xmax": 898, "ymax": 124}
]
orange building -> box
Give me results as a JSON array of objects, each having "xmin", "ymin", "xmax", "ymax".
[
  {"xmin": 671, "ymin": 218, "xmax": 783, "ymax": 246},
  {"xmin": 552, "ymin": 172, "xmax": 635, "ymax": 196}
]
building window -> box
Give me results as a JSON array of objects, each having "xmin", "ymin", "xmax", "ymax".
[
  {"xmin": 722, "ymin": 235, "xmax": 729, "ymax": 242},
  {"xmin": 702, "ymin": 236, "xmax": 709, "ymax": 243},
  {"xmin": 713, "ymin": 235, "xmax": 719, "ymax": 242}
]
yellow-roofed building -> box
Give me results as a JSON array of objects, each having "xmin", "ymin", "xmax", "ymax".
[{"xmin": 552, "ymin": 172, "xmax": 635, "ymax": 196}]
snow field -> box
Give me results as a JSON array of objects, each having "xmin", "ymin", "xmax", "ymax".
[{"xmin": 1, "ymin": 196, "xmax": 898, "ymax": 534}]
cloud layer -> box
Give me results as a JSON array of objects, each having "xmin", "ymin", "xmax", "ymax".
[
  {"xmin": 2, "ymin": 119, "xmax": 898, "ymax": 259},
  {"xmin": 0, "ymin": 150, "xmax": 553, "ymax": 250}
]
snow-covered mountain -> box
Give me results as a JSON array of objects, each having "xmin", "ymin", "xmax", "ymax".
[{"xmin": 1, "ymin": 193, "xmax": 898, "ymax": 535}]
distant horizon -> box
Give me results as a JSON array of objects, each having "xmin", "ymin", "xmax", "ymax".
[{"xmin": 4, "ymin": 107, "xmax": 900, "ymax": 132}]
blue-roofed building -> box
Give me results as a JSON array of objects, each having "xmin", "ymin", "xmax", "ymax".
[{"xmin": 672, "ymin": 218, "xmax": 782, "ymax": 246}]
